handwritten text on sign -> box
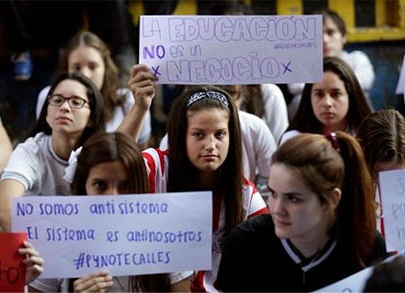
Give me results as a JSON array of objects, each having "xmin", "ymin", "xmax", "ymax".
[
  {"xmin": 12, "ymin": 192, "xmax": 212, "ymax": 278},
  {"xmin": 139, "ymin": 15, "xmax": 323, "ymax": 84},
  {"xmin": 379, "ymin": 168, "xmax": 405, "ymax": 251}
]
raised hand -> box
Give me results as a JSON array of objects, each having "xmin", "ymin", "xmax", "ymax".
[{"xmin": 128, "ymin": 64, "xmax": 157, "ymax": 111}]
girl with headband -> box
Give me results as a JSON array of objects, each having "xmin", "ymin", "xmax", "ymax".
[{"xmin": 120, "ymin": 64, "xmax": 268, "ymax": 292}]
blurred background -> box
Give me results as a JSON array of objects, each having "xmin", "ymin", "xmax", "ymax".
[{"xmin": 0, "ymin": 0, "xmax": 404, "ymax": 144}]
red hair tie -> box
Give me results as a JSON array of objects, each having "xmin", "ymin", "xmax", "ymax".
[{"xmin": 325, "ymin": 132, "xmax": 341, "ymax": 153}]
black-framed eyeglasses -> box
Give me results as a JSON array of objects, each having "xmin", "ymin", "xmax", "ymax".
[{"xmin": 47, "ymin": 94, "xmax": 89, "ymax": 109}]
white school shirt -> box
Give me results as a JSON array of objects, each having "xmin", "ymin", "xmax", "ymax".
[
  {"xmin": 30, "ymin": 271, "xmax": 193, "ymax": 292},
  {"xmin": 36, "ymin": 86, "xmax": 151, "ymax": 144},
  {"xmin": 258, "ymin": 83, "xmax": 289, "ymax": 144},
  {"xmin": 239, "ymin": 84, "xmax": 289, "ymax": 144},
  {"xmin": 1, "ymin": 132, "xmax": 71, "ymax": 195},
  {"xmin": 142, "ymin": 148, "xmax": 268, "ymax": 292}
]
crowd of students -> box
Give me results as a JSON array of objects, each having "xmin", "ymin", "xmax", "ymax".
[{"xmin": 0, "ymin": 5, "xmax": 404, "ymax": 293}]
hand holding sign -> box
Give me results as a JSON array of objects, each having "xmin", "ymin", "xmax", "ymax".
[
  {"xmin": 128, "ymin": 64, "xmax": 157, "ymax": 108},
  {"xmin": 73, "ymin": 270, "xmax": 113, "ymax": 292},
  {"xmin": 19, "ymin": 241, "xmax": 44, "ymax": 284}
]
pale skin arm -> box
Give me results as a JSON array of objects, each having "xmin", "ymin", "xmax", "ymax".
[
  {"xmin": 117, "ymin": 64, "xmax": 156, "ymax": 141},
  {"xmin": 0, "ymin": 123, "xmax": 12, "ymax": 173},
  {"xmin": 0, "ymin": 179, "xmax": 25, "ymax": 231},
  {"xmin": 19, "ymin": 241, "xmax": 44, "ymax": 284}
]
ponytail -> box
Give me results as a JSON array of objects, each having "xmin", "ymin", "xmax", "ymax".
[{"xmin": 335, "ymin": 131, "xmax": 376, "ymax": 267}]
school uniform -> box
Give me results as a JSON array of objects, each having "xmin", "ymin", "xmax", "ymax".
[
  {"xmin": 257, "ymin": 83, "xmax": 289, "ymax": 144},
  {"xmin": 1, "ymin": 132, "xmax": 70, "ymax": 195},
  {"xmin": 215, "ymin": 214, "xmax": 387, "ymax": 292},
  {"xmin": 142, "ymin": 148, "xmax": 269, "ymax": 292}
]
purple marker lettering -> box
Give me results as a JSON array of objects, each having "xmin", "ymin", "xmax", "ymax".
[
  {"xmin": 142, "ymin": 19, "xmax": 161, "ymax": 38},
  {"xmin": 250, "ymin": 17, "xmax": 269, "ymax": 40},
  {"xmin": 215, "ymin": 17, "xmax": 233, "ymax": 42},
  {"xmin": 232, "ymin": 18, "xmax": 252, "ymax": 41},
  {"xmin": 169, "ymin": 18, "xmax": 185, "ymax": 42},
  {"xmin": 261, "ymin": 57, "xmax": 280, "ymax": 78}
]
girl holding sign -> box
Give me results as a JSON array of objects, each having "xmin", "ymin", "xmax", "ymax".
[
  {"xmin": 280, "ymin": 56, "xmax": 372, "ymax": 145},
  {"xmin": 0, "ymin": 72, "xmax": 105, "ymax": 232},
  {"xmin": 119, "ymin": 64, "xmax": 268, "ymax": 292},
  {"xmin": 215, "ymin": 132, "xmax": 388, "ymax": 292},
  {"xmin": 29, "ymin": 132, "xmax": 191, "ymax": 292}
]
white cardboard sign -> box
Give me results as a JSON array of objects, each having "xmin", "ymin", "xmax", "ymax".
[
  {"xmin": 12, "ymin": 192, "xmax": 212, "ymax": 278},
  {"xmin": 139, "ymin": 15, "xmax": 323, "ymax": 84},
  {"xmin": 379, "ymin": 168, "xmax": 405, "ymax": 252}
]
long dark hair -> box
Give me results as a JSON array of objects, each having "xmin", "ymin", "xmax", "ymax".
[
  {"xmin": 288, "ymin": 56, "xmax": 372, "ymax": 134},
  {"xmin": 70, "ymin": 132, "xmax": 171, "ymax": 292},
  {"xmin": 167, "ymin": 85, "xmax": 244, "ymax": 233},
  {"xmin": 32, "ymin": 72, "xmax": 105, "ymax": 149}
]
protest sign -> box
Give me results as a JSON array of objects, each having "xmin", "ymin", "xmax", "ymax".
[
  {"xmin": 379, "ymin": 168, "xmax": 405, "ymax": 252},
  {"xmin": 139, "ymin": 15, "xmax": 323, "ymax": 84},
  {"xmin": 315, "ymin": 250, "xmax": 405, "ymax": 292},
  {"xmin": 12, "ymin": 192, "xmax": 212, "ymax": 278},
  {"xmin": 0, "ymin": 232, "xmax": 27, "ymax": 292}
]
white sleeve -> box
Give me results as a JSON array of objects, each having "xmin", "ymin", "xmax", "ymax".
[
  {"xmin": 36, "ymin": 86, "xmax": 51, "ymax": 120},
  {"xmin": 240, "ymin": 112, "xmax": 276, "ymax": 180},
  {"xmin": 1, "ymin": 137, "xmax": 42, "ymax": 192},
  {"xmin": 169, "ymin": 271, "xmax": 193, "ymax": 284},
  {"xmin": 159, "ymin": 133, "xmax": 169, "ymax": 149},
  {"xmin": 287, "ymin": 83, "xmax": 305, "ymax": 95},
  {"xmin": 254, "ymin": 120, "xmax": 276, "ymax": 180},
  {"xmin": 260, "ymin": 84, "xmax": 289, "ymax": 143},
  {"xmin": 342, "ymin": 50, "xmax": 375, "ymax": 91},
  {"xmin": 279, "ymin": 130, "xmax": 301, "ymax": 146}
]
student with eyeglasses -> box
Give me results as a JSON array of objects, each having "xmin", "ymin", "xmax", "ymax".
[
  {"xmin": 0, "ymin": 72, "xmax": 105, "ymax": 232},
  {"xmin": 35, "ymin": 31, "xmax": 151, "ymax": 148}
]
